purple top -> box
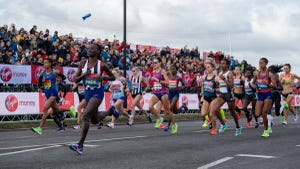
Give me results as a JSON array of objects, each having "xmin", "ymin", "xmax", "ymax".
[{"xmin": 152, "ymin": 69, "xmax": 167, "ymax": 94}]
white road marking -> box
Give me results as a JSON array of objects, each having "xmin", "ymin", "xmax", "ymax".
[
  {"xmin": 197, "ymin": 157, "xmax": 234, "ymax": 169},
  {"xmin": 0, "ymin": 145, "xmax": 61, "ymax": 156},
  {"xmin": 84, "ymin": 144, "xmax": 99, "ymax": 147},
  {"xmin": 235, "ymin": 154, "xmax": 277, "ymax": 159},
  {"xmin": 194, "ymin": 130, "xmax": 209, "ymax": 133},
  {"xmin": 0, "ymin": 135, "xmax": 148, "ymax": 150},
  {"xmin": 296, "ymin": 145, "xmax": 300, "ymax": 147}
]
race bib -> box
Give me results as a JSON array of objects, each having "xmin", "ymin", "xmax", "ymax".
[
  {"xmin": 44, "ymin": 80, "xmax": 51, "ymax": 89},
  {"xmin": 153, "ymin": 82, "xmax": 162, "ymax": 91},
  {"xmin": 169, "ymin": 80, "xmax": 177, "ymax": 89}
]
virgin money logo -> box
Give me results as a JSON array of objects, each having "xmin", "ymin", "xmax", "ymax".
[
  {"xmin": 0, "ymin": 66, "xmax": 12, "ymax": 82},
  {"xmin": 35, "ymin": 66, "xmax": 45, "ymax": 81},
  {"xmin": 67, "ymin": 69, "xmax": 76, "ymax": 82},
  {"xmin": 5, "ymin": 94, "xmax": 18, "ymax": 112},
  {"xmin": 182, "ymin": 96, "xmax": 188, "ymax": 106}
]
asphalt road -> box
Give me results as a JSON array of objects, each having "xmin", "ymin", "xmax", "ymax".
[{"xmin": 0, "ymin": 116, "xmax": 300, "ymax": 169}]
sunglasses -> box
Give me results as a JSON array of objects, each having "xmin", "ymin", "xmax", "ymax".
[{"xmin": 153, "ymin": 61, "xmax": 158, "ymax": 64}]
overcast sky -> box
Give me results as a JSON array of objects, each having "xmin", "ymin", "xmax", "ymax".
[{"xmin": 1, "ymin": 0, "xmax": 300, "ymax": 73}]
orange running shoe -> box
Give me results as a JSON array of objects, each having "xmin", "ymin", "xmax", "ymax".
[{"xmin": 210, "ymin": 129, "xmax": 217, "ymax": 135}]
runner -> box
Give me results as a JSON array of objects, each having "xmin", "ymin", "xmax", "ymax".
[
  {"xmin": 210, "ymin": 58, "xmax": 242, "ymax": 136},
  {"xmin": 279, "ymin": 63, "xmax": 300, "ymax": 124},
  {"xmin": 267, "ymin": 64, "xmax": 283, "ymax": 127},
  {"xmin": 32, "ymin": 58, "xmax": 76, "ymax": 135},
  {"xmin": 242, "ymin": 68, "xmax": 259, "ymax": 128},
  {"xmin": 164, "ymin": 64, "xmax": 184, "ymax": 131},
  {"xmin": 72, "ymin": 82, "xmax": 86, "ymax": 129},
  {"xmin": 233, "ymin": 66, "xmax": 244, "ymax": 120},
  {"xmin": 129, "ymin": 66, "xmax": 152, "ymax": 124},
  {"xmin": 106, "ymin": 68, "xmax": 133, "ymax": 128},
  {"xmin": 69, "ymin": 44, "xmax": 118, "ymax": 154},
  {"xmin": 149, "ymin": 57, "xmax": 178, "ymax": 134},
  {"xmin": 200, "ymin": 62, "xmax": 218, "ymax": 134},
  {"xmin": 253, "ymin": 57, "xmax": 277, "ymax": 137}
]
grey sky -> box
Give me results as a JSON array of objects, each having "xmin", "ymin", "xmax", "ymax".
[{"xmin": 1, "ymin": 0, "xmax": 300, "ymax": 73}]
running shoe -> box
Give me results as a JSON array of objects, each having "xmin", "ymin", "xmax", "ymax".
[
  {"xmin": 32, "ymin": 127, "xmax": 42, "ymax": 135},
  {"xmin": 73, "ymin": 124, "xmax": 80, "ymax": 130},
  {"xmin": 148, "ymin": 114, "xmax": 153, "ymax": 123},
  {"xmin": 282, "ymin": 120, "xmax": 287, "ymax": 125},
  {"xmin": 255, "ymin": 122, "xmax": 259, "ymax": 128},
  {"xmin": 210, "ymin": 129, "xmax": 217, "ymax": 135},
  {"xmin": 69, "ymin": 106, "xmax": 76, "ymax": 118},
  {"xmin": 69, "ymin": 143, "xmax": 83, "ymax": 154},
  {"xmin": 109, "ymin": 105, "xmax": 120, "ymax": 119},
  {"xmin": 261, "ymin": 130, "xmax": 269, "ymax": 137},
  {"xmin": 235, "ymin": 127, "xmax": 242, "ymax": 136},
  {"xmin": 128, "ymin": 115, "xmax": 134, "ymax": 126},
  {"xmin": 56, "ymin": 127, "xmax": 65, "ymax": 131},
  {"xmin": 218, "ymin": 123, "xmax": 227, "ymax": 133},
  {"xmin": 155, "ymin": 117, "xmax": 163, "ymax": 128},
  {"xmin": 171, "ymin": 123, "xmax": 178, "ymax": 134},
  {"xmin": 202, "ymin": 119, "xmax": 209, "ymax": 128},
  {"xmin": 246, "ymin": 121, "xmax": 251, "ymax": 127},
  {"xmin": 164, "ymin": 126, "xmax": 170, "ymax": 132},
  {"xmin": 294, "ymin": 113, "xmax": 298, "ymax": 121},
  {"xmin": 106, "ymin": 122, "xmax": 115, "ymax": 128},
  {"xmin": 158, "ymin": 123, "xmax": 165, "ymax": 129},
  {"xmin": 267, "ymin": 127, "xmax": 272, "ymax": 134}
]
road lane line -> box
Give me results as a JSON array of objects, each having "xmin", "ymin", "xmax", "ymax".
[
  {"xmin": 0, "ymin": 145, "xmax": 61, "ymax": 156},
  {"xmin": 236, "ymin": 154, "xmax": 277, "ymax": 159},
  {"xmin": 197, "ymin": 157, "xmax": 234, "ymax": 169},
  {"xmin": 84, "ymin": 144, "xmax": 99, "ymax": 147},
  {"xmin": 296, "ymin": 145, "xmax": 300, "ymax": 147},
  {"xmin": 0, "ymin": 135, "xmax": 148, "ymax": 150}
]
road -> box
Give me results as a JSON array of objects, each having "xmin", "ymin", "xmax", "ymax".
[{"xmin": 0, "ymin": 116, "xmax": 300, "ymax": 169}]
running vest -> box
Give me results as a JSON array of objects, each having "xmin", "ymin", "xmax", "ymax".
[
  {"xmin": 257, "ymin": 71, "xmax": 271, "ymax": 93},
  {"xmin": 42, "ymin": 70, "xmax": 57, "ymax": 92},
  {"xmin": 244, "ymin": 78, "xmax": 254, "ymax": 95},
  {"xmin": 82, "ymin": 60, "xmax": 102, "ymax": 89},
  {"xmin": 111, "ymin": 78, "xmax": 125, "ymax": 99},
  {"xmin": 282, "ymin": 73, "xmax": 294, "ymax": 87},
  {"xmin": 131, "ymin": 75, "xmax": 142, "ymax": 95},
  {"xmin": 169, "ymin": 76, "xmax": 179, "ymax": 91},
  {"xmin": 152, "ymin": 69, "xmax": 167, "ymax": 94},
  {"xmin": 234, "ymin": 76, "xmax": 243, "ymax": 87},
  {"xmin": 219, "ymin": 71, "xmax": 230, "ymax": 94},
  {"xmin": 203, "ymin": 75, "xmax": 217, "ymax": 97}
]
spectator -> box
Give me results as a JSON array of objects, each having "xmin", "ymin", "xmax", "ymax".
[{"xmin": 30, "ymin": 25, "xmax": 37, "ymax": 35}]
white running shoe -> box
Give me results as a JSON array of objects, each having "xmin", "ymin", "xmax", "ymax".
[
  {"xmin": 106, "ymin": 122, "xmax": 115, "ymax": 128},
  {"xmin": 73, "ymin": 124, "xmax": 80, "ymax": 130},
  {"xmin": 294, "ymin": 113, "xmax": 298, "ymax": 121},
  {"xmin": 282, "ymin": 120, "xmax": 288, "ymax": 125},
  {"xmin": 128, "ymin": 115, "xmax": 134, "ymax": 126}
]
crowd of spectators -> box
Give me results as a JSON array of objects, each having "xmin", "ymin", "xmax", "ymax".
[{"xmin": 0, "ymin": 23, "xmax": 246, "ymax": 90}]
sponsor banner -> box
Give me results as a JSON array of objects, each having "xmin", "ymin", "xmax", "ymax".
[
  {"xmin": 63, "ymin": 67, "xmax": 77, "ymax": 84},
  {"xmin": 0, "ymin": 64, "xmax": 31, "ymax": 84},
  {"xmin": 178, "ymin": 94, "xmax": 199, "ymax": 110},
  {"xmin": 31, "ymin": 65, "xmax": 45, "ymax": 84},
  {"xmin": 38, "ymin": 92, "xmax": 75, "ymax": 112},
  {"xmin": 0, "ymin": 93, "xmax": 39, "ymax": 115}
]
